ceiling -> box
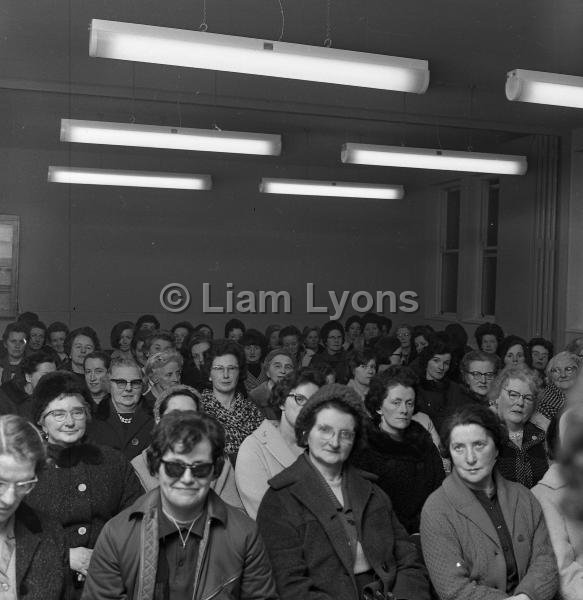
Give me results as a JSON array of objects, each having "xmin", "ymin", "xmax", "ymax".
[{"xmin": 2, "ymin": 0, "xmax": 583, "ymax": 185}]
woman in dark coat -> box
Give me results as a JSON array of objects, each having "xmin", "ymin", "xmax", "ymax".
[
  {"xmin": 0, "ymin": 414, "xmax": 66, "ymax": 600},
  {"xmin": 26, "ymin": 371, "xmax": 143, "ymax": 599},
  {"xmin": 352, "ymin": 366, "xmax": 445, "ymax": 533},
  {"xmin": 257, "ymin": 383, "xmax": 429, "ymax": 600}
]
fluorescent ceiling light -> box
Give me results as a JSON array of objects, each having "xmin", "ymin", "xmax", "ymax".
[
  {"xmin": 341, "ymin": 143, "xmax": 527, "ymax": 175},
  {"xmin": 259, "ymin": 178, "xmax": 404, "ymax": 199},
  {"xmin": 48, "ymin": 166, "xmax": 212, "ymax": 190},
  {"xmin": 89, "ymin": 19, "xmax": 430, "ymax": 93},
  {"xmin": 506, "ymin": 69, "xmax": 583, "ymax": 109},
  {"xmin": 60, "ymin": 119, "xmax": 282, "ymax": 155}
]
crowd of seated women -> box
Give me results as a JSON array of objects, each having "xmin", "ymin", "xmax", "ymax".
[{"xmin": 0, "ymin": 310, "xmax": 583, "ymax": 599}]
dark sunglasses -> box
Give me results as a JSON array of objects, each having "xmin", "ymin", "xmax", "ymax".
[{"xmin": 161, "ymin": 459, "xmax": 214, "ymax": 479}]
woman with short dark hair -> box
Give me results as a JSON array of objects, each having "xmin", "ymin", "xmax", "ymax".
[
  {"xmin": 109, "ymin": 321, "xmax": 134, "ymax": 360},
  {"xmin": 309, "ymin": 321, "xmax": 351, "ymax": 384},
  {"xmin": 346, "ymin": 347, "xmax": 377, "ymax": 401},
  {"xmin": 421, "ymin": 404, "xmax": 558, "ymax": 600},
  {"xmin": 257, "ymin": 384, "xmax": 430, "ymax": 600}
]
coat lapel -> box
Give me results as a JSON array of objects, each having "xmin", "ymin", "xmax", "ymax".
[{"xmin": 14, "ymin": 507, "xmax": 41, "ymax": 587}]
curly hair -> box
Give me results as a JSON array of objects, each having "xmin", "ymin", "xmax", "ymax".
[
  {"xmin": 474, "ymin": 322, "xmax": 505, "ymax": 351},
  {"xmin": 21, "ymin": 349, "xmax": 59, "ymax": 376},
  {"xmin": 498, "ymin": 335, "xmax": 531, "ymax": 367},
  {"xmin": 146, "ymin": 411, "xmax": 225, "ymax": 478},
  {"xmin": 417, "ymin": 335, "xmax": 453, "ymax": 379},
  {"xmin": 110, "ymin": 321, "xmax": 135, "ymax": 350},
  {"xmin": 320, "ymin": 320, "xmax": 345, "ymax": 345},
  {"xmin": 294, "ymin": 384, "xmax": 368, "ymax": 456},
  {"xmin": 144, "ymin": 349, "xmax": 184, "ymax": 380},
  {"xmin": 487, "ymin": 364, "xmax": 542, "ymax": 409},
  {"xmin": 365, "ymin": 366, "xmax": 419, "ymax": 425},
  {"xmin": 460, "ymin": 350, "xmax": 499, "ymax": 375},
  {"xmin": 346, "ymin": 347, "xmax": 377, "ymax": 376},
  {"xmin": 65, "ymin": 327, "xmax": 101, "ymax": 355},
  {"xmin": 268, "ymin": 368, "xmax": 326, "ymax": 411}
]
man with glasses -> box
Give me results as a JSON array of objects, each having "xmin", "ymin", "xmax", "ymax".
[
  {"xmin": 83, "ymin": 411, "xmax": 277, "ymax": 600},
  {"xmin": 87, "ymin": 357, "xmax": 154, "ymax": 460}
]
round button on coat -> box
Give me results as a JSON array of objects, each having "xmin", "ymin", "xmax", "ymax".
[
  {"xmin": 78, "ymin": 526, "xmax": 87, "ymax": 535},
  {"xmin": 77, "ymin": 483, "xmax": 87, "ymax": 492}
]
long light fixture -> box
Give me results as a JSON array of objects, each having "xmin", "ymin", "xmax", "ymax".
[
  {"xmin": 259, "ymin": 178, "xmax": 404, "ymax": 199},
  {"xmin": 60, "ymin": 119, "xmax": 282, "ymax": 155},
  {"xmin": 506, "ymin": 69, "xmax": 583, "ymax": 109},
  {"xmin": 89, "ymin": 19, "xmax": 430, "ymax": 93},
  {"xmin": 48, "ymin": 166, "xmax": 212, "ymax": 190},
  {"xmin": 341, "ymin": 143, "xmax": 527, "ymax": 175}
]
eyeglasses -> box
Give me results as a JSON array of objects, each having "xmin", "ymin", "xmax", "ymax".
[
  {"xmin": 44, "ymin": 408, "xmax": 87, "ymax": 421},
  {"xmin": 288, "ymin": 393, "xmax": 309, "ymax": 407},
  {"xmin": 210, "ymin": 366, "xmax": 239, "ymax": 375},
  {"xmin": 467, "ymin": 370, "xmax": 495, "ymax": 381},
  {"xmin": 550, "ymin": 366, "xmax": 577, "ymax": 377},
  {"xmin": 110, "ymin": 378, "xmax": 144, "ymax": 391},
  {"xmin": 161, "ymin": 459, "xmax": 214, "ymax": 479},
  {"xmin": 504, "ymin": 389, "xmax": 534, "ymax": 403},
  {"xmin": 0, "ymin": 477, "xmax": 38, "ymax": 497},
  {"xmin": 358, "ymin": 363, "xmax": 376, "ymax": 372},
  {"xmin": 315, "ymin": 424, "xmax": 355, "ymax": 443}
]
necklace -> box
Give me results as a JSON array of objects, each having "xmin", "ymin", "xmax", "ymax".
[
  {"xmin": 508, "ymin": 430, "xmax": 523, "ymax": 439},
  {"xmin": 162, "ymin": 508, "xmax": 200, "ymax": 548},
  {"xmin": 117, "ymin": 413, "xmax": 133, "ymax": 424}
]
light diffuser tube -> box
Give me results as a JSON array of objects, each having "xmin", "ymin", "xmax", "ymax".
[
  {"xmin": 90, "ymin": 19, "xmax": 430, "ymax": 93},
  {"xmin": 60, "ymin": 119, "xmax": 282, "ymax": 155},
  {"xmin": 259, "ymin": 178, "xmax": 404, "ymax": 199},
  {"xmin": 48, "ymin": 166, "xmax": 212, "ymax": 190},
  {"xmin": 341, "ymin": 143, "xmax": 527, "ymax": 175},
  {"xmin": 506, "ymin": 69, "xmax": 583, "ymax": 109}
]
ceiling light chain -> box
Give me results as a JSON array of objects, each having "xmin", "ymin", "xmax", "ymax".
[
  {"xmin": 199, "ymin": 0, "xmax": 208, "ymax": 31},
  {"xmin": 324, "ymin": 0, "xmax": 332, "ymax": 47}
]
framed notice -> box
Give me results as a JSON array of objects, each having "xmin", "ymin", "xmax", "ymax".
[{"xmin": 0, "ymin": 216, "xmax": 19, "ymax": 317}]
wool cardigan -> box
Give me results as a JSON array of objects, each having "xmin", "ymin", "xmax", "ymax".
[{"xmin": 420, "ymin": 468, "xmax": 558, "ymax": 600}]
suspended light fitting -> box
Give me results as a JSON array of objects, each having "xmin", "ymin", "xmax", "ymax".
[
  {"xmin": 259, "ymin": 178, "xmax": 404, "ymax": 199},
  {"xmin": 341, "ymin": 143, "xmax": 527, "ymax": 175},
  {"xmin": 506, "ymin": 69, "xmax": 583, "ymax": 109},
  {"xmin": 89, "ymin": 19, "xmax": 430, "ymax": 93},
  {"xmin": 60, "ymin": 119, "xmax": 282, "ymax": 155},
  {"xmin": 48, "ymin": 166, "xmax": 212, "ymax": 190}
]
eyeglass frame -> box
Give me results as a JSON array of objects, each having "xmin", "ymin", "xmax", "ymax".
[
  {"xmin": 549, "ymin": 365, "xmax": 578, "ymax": 377},
  {"xmin": 43, "ymin": 407, "xmax": 88, "ymax": 422},
  {"xmin": 0, "ymin": 477, "xmax": 39, "ymax": 497},
  {"xmin": 466, "ymin": 370, "xmax": 496, "ymax": 381},
  {"xmin": 314, "ymin": 424, "xmax": 355, "ymax": 443},
  {"xmin": 160, "ymin": 459, "xmax": 215, "ymax": 479},
  {"xmin": 287, "ymin": 392, "xmax": 309, "ymax": 407},
  {"xmin": 504, "ymin": 388, "xmax": 535, "ymax": 403},
  {"xmin": 210, "ymin": 365, "xmax": 240, "ymax": 375},
  {"xmin": 110, "ymin": 378, "xmax": 144, "ymax": 391}
]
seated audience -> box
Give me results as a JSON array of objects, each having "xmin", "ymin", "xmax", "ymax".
[
  {"xmin": 249, "ymin": 349, "xmax": 295, "ymax": 418},
  {"xmin": 343, "ymin": 316, "xmax": 362, "ymax": 351},
  {"xmin": 0, "ymin": 414, "xmax": 67, "ymax": 599},
  {"xmin": 236, "ymin": 369, "xmax": 324, "ymax": 518},
  {"xmin": 301, "ymin": 326, "xmax": 321, "ymax": 366},
  {"xmin": 394, "ymin": 324, "xmax": 414, "ymax": 365},
  {"xmin": 143, "ymin": 330, "xmax": 174, "ymax": 359},
  {"xmin": 240, "ymin": 329, "xmax": 268, "ymax": 392},
  {"xmin": 499, "ymin": 334, "xmax": 531, "ymax": 368},
  {"xmin": 83, "ymin": 412, "xmax": 278, "ymax": 600},
  {"xmin": 224, "ymin": 318, "xmax": 245, "ymax": 342},
  {"xmin": 143, "ymin": 349, "xmax": 183, "ymax": 408},
  {"xmin": 264, "ymin": 324, "xmax": 282, "ymax": 351},
  {"xmin": 256, "ymin": 384, "xmax": 430, "ymax": 600},
  {"xmin": 346, "ymin": 347, "xmax": 377, "ymax": 401},
  {"xmin": 134, "ymin": 314, "xmax": 160, "ymax": 333},
  {"xmin": 279, "ymin": 325, "xmax": 303, "ymax": 365},
  {"xmin": 412, "ymin": 324, "xmax": 434, "ymax": 355},
  {"xmin": 170, "ymin": 320, "xmax": 194, "ymax": 353},
  {"xmin": 455, "ymin": 349, "xmax": 498, "ymax": 407},
  {"xmin": 474, "ymin": 322, "xmax": 505, "ymax": 356},
  {"xmin": 64, "ymin": 327, "xmax": 100, "ymax": 382},
  {"xmin": 201, "ymin": 340, "xmax": 264, "ymax": 462},
  {"xmin": 352, "ymin": 366, "xmax": 444, "ymax": 533},
  {"xmin": 26, "ymin": 321, "xmax": 47, "ymax": 353},
  {"xmin": 47, "ymin": 321, "xmax": 69, "ymax": 365},
  {"xmin": 0, "ymin": 322, "xmax": 28, "ymax": 384},
  {"xmin": 420, "ymin": 404, "xmax": 558, "ymax": 600},
  {"xmin": 109, "ymin": 321, "xmax": 134, "ymax": 360},
  {"xmin": 310, "ymin": 320, "xmax": 351, "ymax": 384},
  {"xmin": 489, "ymin": 365, "xmax": 548, "ymax": 488},
  {"xmin": 27, "ymin": 371, "xmax": 143, "ymax": 598},
  {"xmin": 532, "ymin": 414, "xmax": 583, "ymax": 600},
  {"xmin": 528, "ymin": 337, "xmax": 554, "ymax": 382},
  {"xmin": 361, "ymin": 313, "xmax": 382, "ymax": 347},
  {"xmin": 130, "ymin": 384, "xmax": 242, "ymax": 510},
  {"xmin": 83, "ymin": 351, "xmax": 110, "ymax": 406}
]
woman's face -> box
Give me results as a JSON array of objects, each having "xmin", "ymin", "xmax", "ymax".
[
  {"xmin": 346, "ymin": 322, "xmax": 362, "ymax": 343},
  {"xmin": 304, "ymin": 330, "xmax": 320, "ymax": 351},
  {"xmin": 244, "ymin": 344, "xmax": 262, "ymax": 365},
  {"xmin": 353, "ymin": 359, "xmax": 376, "ymax": 387},
  {"xmin": 210, "ymin": 354, "xmax": 240, "ymax": 394},
  {"xmin": 40, "ymin": 394, "xmax": 87, "ymax": 446},
  {"xmin": 191, "ymin": 342, "xmax": 210, "ymax": 369},
  {"xmin": 504, "ymin": 344, "xmax": 525, "ymax": 367},
  {"xmin": 426, "ymin": 353, "xmax": 451, "ymax": 381},
  {"xmin": 164, "ymin": 394, "xmax": 198, "ymax": 415},
  {"xmin": 49, "ymin": 330, "xmax": 67, "ymax": 354},
  {"xmin": 396, "ymin": 327, "xmax": 411, "ymax": 349},
  {"xmin": 134, "ymin": 340, "xmax": 147, "ymax": 366},
  {"xmin": 227, "ymin": 328, "xmax": 243, "ymax": 342},
  {"xmin": 325, "ymin": 329, "xmax": 343, "ymax": 354},
  {"xmin": 196, "ymin": 326, "xmax": 213, "ymax": 341},
  {"xmin": 280, "ymin": 382, "xmax": 319, "ymax": 429},
  {"xmin": 549, "ymin": 356, "xmax": 579, "ymax": 391},
  {"xmin": 0, "ymin": 454, "xmax": 36, "ymax": 527},
  {"xmin": 70, "ymin": 335, "xmax": 95, "ymax": 368},
  {"xmin": 119, "ymin": 329, "xmax": 133, "ymax": 352},
  {"xmin": 173, "ymin": 327, "xmax": 189, "ymax": 350},
  {"xmin": 414, "ymin": 335, "xmax": 429, "ymax": 354},
  {"xmin": 464, "ymin": 360, "xmax": 495, "ymax": 397},
  {"xmin": 84, "ymin": 357, "xmax": 109, "ymax": 396},
  {"xmin": 531, "ymin": 345, "xmax": 550, "ymax": 372},
  {"xmin": 481, "ymin": 334, "xmax": 499, "ymax": 354},
  {"xmin": 268, "ymin": 329, "xmax": 281, "ymax": 350},
  {"xmin": 153, "ymin": 361, "xmax": 182, "ymax": 391},
  {"xmin": 267, "ymin": 354, "xmax": 294, "ymax": 384},
  {"xmin": 379, "ymin": 384, "xmax": 415, "ymax": 436},
  {"xmin": 282, "ymin": 335, "xmax": 300, "ymax": 358},
  {"xmin": 449, "ymin": 424, "xmax": 498, "ymax": 491},
  {"xmin": 496, "ymin": 377, "xmax": 535, "ymax": 427},
  {"xmin": 307, "ymin": 407, "xmax": 356, "ymax": 470}
]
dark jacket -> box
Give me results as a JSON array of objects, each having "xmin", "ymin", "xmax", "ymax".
[
  {"xmin": 81, "ymin": 488, "xmax": 278, "ymax": 600},
  {"xmin": 256, "ymin": 454, "xmax": 430, "ymax": 600},
  {"xmin": 310, "ymin": 351, "xmax": 350, "ymax": 384},
  {"xmin": 415, "ymin": 378, "xmax": 464, "ymax": 435},
  {"xmin": 352, "ymin": 421, "xmax": 445, "ymax": 533},
  {"xmin": 0, "ymin": 379, "xmax": 33, "ymax": 420},
  {"xmin": 14, "ymin": 502, "xmax": 67, "ymax": 600},
  {"xmin": 87, "ymin": 397, "xmax": 155, "ymax": 461}
]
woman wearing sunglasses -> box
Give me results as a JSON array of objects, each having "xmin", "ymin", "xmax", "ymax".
[
  {"xmin": 25, "ymin": 371, "xmax": 143, "ymax": 599},
  {"xmin": 0, "ymin": 414, "xmax": 66, "ymax": 599},
  {"xmin": 131, "ymin": 384, "xmax": 243, "ymax": 510},
  {"xmin": 236, "ymin": 369, "xmax": 324, "ymax": 518},
  {"xmin": 257, "ymin": 384, "xmax": 429, "ymax": 600},
  {"xmin": 488, "ymin": 365, "xmax": 548, "ymax": 488}
]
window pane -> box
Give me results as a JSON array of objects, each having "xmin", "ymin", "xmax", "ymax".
[
  {"xmin": 445, "ymin": 189, "xmax": 461, "ymax": 250},
  {"xmin": 486, "ymin": 181, "xmax": 499, "ymax": 247},
  {"xmin": 481, "ymin": 254, "xmax": 497, "ymax": 316},
  {"xmin": 441, "ymin": 252, "xmax": 458, "ymax": 313}
]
